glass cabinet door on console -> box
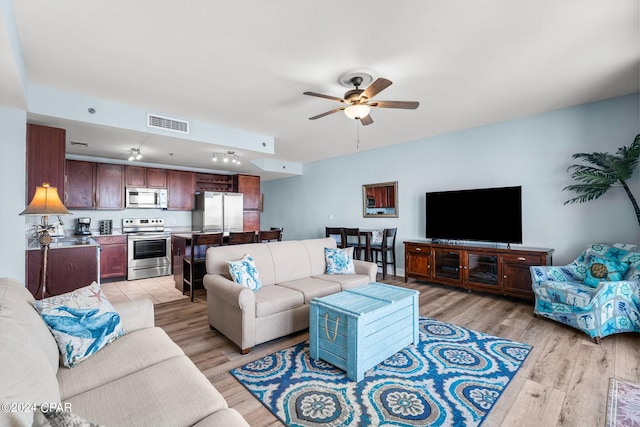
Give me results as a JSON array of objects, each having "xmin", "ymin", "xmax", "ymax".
[
  {"xmin": 433, "ymin": 249, "xmax": 463, "ymax": 285},
  {"xmin": 465, "ymin": 252, "xmax": 499, "ymax": 290}
]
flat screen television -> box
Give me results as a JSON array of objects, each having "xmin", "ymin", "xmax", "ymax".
[{"xmin": 426, "ymin": 186, "xmax": 522, "ymax": 244}]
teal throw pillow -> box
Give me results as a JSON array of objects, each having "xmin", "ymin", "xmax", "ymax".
[
  {"xmin": 33, "ymin": 281, "xmax": 125, "ymax": 367},
  {"xmin": 583, "ymin": 256, "xmax": 629, "ymax": 288},
  {"xmin": 325, "ymin": 247, "xmax": 356, "ymax": 275},
  {"xmin": 227, "ymin": 254, "xmax": 262, "ymax": 291}
]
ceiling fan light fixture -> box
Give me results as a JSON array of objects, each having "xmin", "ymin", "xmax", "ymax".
[{"xmin": 344, "ymin": 104, "xmax": 370, "ymax": 120}]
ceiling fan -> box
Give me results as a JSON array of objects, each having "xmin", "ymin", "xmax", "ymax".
[{"xmin": 304, "ymin": 76, "xmax": 419, "ymax": 126}]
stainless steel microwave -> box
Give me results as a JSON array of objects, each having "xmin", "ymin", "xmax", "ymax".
[{"xmin": 125, "ymin": 188, "xmax": 168, "ymax": 209}]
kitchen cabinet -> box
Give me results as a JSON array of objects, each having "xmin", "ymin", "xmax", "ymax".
[
  {"xmin": 125, "ymin": 166, "xmax": 167, "ymax": 188},
  {"xmin": 65, "ymin": 160, "xmax": 96, "ymax": 209},
  {"xmin": 233, "ymin": 174, "xmax": 261, "ymax": 210},
  {"xmin": 96, "ymin": 163, "xmax": 125, "ymax": 209},
  {"xmin": 167, "ymin": 170, "xmax": 195, "ymax": 210},
  {"xmin": 26, "ymin": 124, "xmax": 66, "ymax": 204},
  {"xmin": 195, "ymin": 173, "xmax": 233, "ymax": 192},
  {"xmin": 94, "ymin": 235, "xmax": 127, "ymax": 279},
  {"xmin": 26, "ymin": 245, "xmax": 100, "ymax": 299},
  {"xmin": 243, "ymin": 211, "xmax": 261, "ymax": 232},
  {"xmin": 404, "ymin": 241, "xmax": 553, "ymax": 300},
  {"xmin": 66, "ymin": 161, "xmax": 124, "ymax": 209}
]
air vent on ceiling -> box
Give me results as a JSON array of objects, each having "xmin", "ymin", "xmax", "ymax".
[{"xmin": 147, "ymin": 113, "xmax": 189, "ymax": 134}]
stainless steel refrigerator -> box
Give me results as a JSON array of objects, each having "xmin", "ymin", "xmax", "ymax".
[{"xmin": 192, "ymin": 192, "xmax": 244, "ymax": 233}]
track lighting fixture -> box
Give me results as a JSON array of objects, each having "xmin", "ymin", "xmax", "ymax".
[
  {"xmin": 212, "ymin": 151, "xmax": 240, "ymax": 165},
  {"xmin": 128, "ymin": 148, "xmax": 142, "ymax": 161}
]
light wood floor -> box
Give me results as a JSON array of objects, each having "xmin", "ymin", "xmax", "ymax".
[{"xmin": 142, "ymin": 276, "xmax": 638, "ymax": 427}]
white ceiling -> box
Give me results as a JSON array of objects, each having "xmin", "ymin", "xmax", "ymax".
[{"xmin": 3, "ymin": 0, "xmax": 639, "ymax": 180}]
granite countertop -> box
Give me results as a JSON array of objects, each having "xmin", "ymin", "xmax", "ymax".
[{"xmin": 26, "ymin": 236, "xmax": 100, "ymax": 250}]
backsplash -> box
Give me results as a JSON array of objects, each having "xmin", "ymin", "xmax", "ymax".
[{"xmin": 25, "ymin": 208, "xmax": 192, "ymax": 237}]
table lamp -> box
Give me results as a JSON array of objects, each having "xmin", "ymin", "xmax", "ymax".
[{"xmin": 20, "ymin": 183, "xmax": 71, "ymax": 299}]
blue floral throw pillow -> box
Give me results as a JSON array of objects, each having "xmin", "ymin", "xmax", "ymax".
[
  {"xmin": 583, "ymin": 255, "xmax": 629, "ymax": 288},
  {"xmin": 33, "ymin": 281, "xmax": 125, "ymax": 368},
  {"xmin": 325, "ymin": 247, "xmax": 356, "ymax": 275},
  {"xmin": 227, "ymin": 254, "xmax": 262, "ymax": 291}
]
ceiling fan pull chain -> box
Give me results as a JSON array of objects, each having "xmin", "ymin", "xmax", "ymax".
[{"xmin": 356, "ymin": 120, "xmax": 360, "ymax": 150}]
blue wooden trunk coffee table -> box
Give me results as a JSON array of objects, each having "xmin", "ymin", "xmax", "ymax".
[{"xmin": 309, "ymin": 282, "xmax": 419, "ymax": 382}]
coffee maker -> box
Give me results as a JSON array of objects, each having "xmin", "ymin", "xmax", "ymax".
[{"xmin": 75, "ymin": 217, "xmax": 92, "ymax": 235}]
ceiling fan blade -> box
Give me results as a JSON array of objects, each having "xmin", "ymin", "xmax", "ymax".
[
  {"xmin": 303, "ymin": 91, "xmax": 344, "ymax": 103},
  {"xmin": 370, "ymin": 100, "xmax": 419, "ymax": 109},
  {"xmin": 360, "ymin": 114, "xmax": 373, "ymax": 126},
  {"xmin": 309, "ymin": 107, "xmax": 345, "ymax": 120},
  {"xmin": 360, "ymin": 78, "xmax": 392, "ymax": 101}
]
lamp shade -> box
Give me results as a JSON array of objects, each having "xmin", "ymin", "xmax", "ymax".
[
  {"xmin": 344, "ymin": 104, "xmax": 371, "ymax": 120},
  {"xmin": 20, "ymin": 183, "xmax": 71, "ymax": 216}
]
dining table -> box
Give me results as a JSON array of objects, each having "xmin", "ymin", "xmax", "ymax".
[{"xmin": 357, "ymin": 229, "xmax": 383, "ymax": 262}]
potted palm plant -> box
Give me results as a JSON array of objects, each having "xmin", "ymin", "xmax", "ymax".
[{"xmin": 564, "ymin": 134, "xmax": 640, "ymax": 227}]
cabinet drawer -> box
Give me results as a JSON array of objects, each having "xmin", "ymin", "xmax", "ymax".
[
  {"xmin": 94, "ymin": 235, "xmax": 127, "ymax": 245},
  {"xmin": 406, "ymin": 244, "xmax": 430, "ymax": 254},
  {"xmin": 502, "ymin": 253, "xmax": 543, "ymax": 264}
]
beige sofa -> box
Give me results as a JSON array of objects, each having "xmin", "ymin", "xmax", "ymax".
[
  {"xmin": 0, "ymin": 278, "xmax": 249, "ymax": 427},
  {"xmin": 203, "ymin": 237, "xmax": 377, "ymax": 353}
]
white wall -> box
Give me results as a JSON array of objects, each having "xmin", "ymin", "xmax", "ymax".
[
  {"xmin": 261, "ymin": 94, "xmax": 640, "ymax": 266},
  {"xmin": 0, "ymin": 107, "xmax": 27, "ymax": 282}
]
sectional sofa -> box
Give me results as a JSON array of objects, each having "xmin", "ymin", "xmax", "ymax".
[
  {"xmin": 203, "ymin": 237, "xmax": 377, "ymax": 353},
  {"xmin": 0, "ymin": 277, "xmax": 249, "ymax": 427}
]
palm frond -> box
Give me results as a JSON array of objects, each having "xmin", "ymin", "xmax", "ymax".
[
  {"xmin": 570, "ymin": 152, "xmax": 612, "ymax": 169},
  {"xmin": 563, "ymin": 184, "xmax": 610, "ymax": 204},
  {"xmin": 564, "ymin": 134, "xmax": 640, "ymax": 226}
]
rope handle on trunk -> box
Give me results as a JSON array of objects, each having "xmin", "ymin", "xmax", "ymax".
[{"xmin": 324, "ymin": 313, "xmax": 340, "ymax": 342}]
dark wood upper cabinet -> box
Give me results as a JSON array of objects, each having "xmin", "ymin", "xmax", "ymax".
[
  {"xmin": 233, "ymin": 174, "xmax": 261, "ymax": 211},
  {"xmin": 65, "ymin": 160, "xmax": 96, "ymax": 209},
  {"xmin": 125, "ymin": 166, "xmax": 146, "ymax": 187},
  {"xmin": 66, "ymin": 161, "xmax": 124, "ymax": 210},
  {"xmin": 146, "ymin": 168, "xmax": 167, "ymax": 188},
  {"xmin": 26, "ymin": 124, "xmax": 66, "ymax": 204},
  {"xmin": 167, "ymin": 170, "xmax": 195, "ymax": 210},
  {"xmin": 96, "ymin": 163, "xmax": 125, "ymax": 209},
  {"xmin": 125, "ymin": 165, "xmax": 167, "ymax": 188}
]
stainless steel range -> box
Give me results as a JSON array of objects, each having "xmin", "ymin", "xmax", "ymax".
[{"xmin": 123, "ymin": 218, "xmax": 171, "ymax": 280}]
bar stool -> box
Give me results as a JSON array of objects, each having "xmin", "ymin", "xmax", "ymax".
[
  {"xmin": 369, "ymin": 228, "xmax": 397, "ymax": 279},
  {"xmin": 183, "ymin": 233, "xmax": 223, "ymax": 302},
  {"xmin": 257, "ymin": 229, "xmax": 281, "ymax": 242},
  {"xmin": 270, "ymin": 227, "xmax": 284, "ymax": 241},
  {"xmin": 344, "ymin": 228, "xmax": 365, "ymax": 260},
  {"xmin": 228, "ymin": 231, "xmax": 257, "ymax": 245},
  {"xmin": 325, "ymin": 227, "xmax": 345, "ymax": 248}
]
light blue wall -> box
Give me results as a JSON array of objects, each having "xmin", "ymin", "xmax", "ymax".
[
  {"xmin": 0, "ymin": 107, "xmax": 27, "ymax": 282},
  {"xmin": 261, "ymin": 94, "xmax": 640, "ymax": 267}
]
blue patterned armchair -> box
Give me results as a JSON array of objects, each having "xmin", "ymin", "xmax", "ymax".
[{"xmin": 530, "ymin": 243, "xmax": 640, "ymax": 343}]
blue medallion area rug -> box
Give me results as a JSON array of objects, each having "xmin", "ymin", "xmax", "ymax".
[{"xmin": 230, "ymin": 317, "xmax": 532, "ymax": 426}]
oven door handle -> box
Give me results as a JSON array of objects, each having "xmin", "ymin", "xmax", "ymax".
[{"xmin": 128, "ymin": 235, "xmax": 170, "ymax": 241}]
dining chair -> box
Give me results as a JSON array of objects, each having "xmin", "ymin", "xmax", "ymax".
[
  {"xmin": 325, "ymin": 227, "xmax": 345, "ymax": 248},
  {"xmin": 270, "ymin": 227, "xmax": 284, "ymax": 241},
  {"xmin": 183, "ymin": 233, "xmax": 224, "ymax": 302},
  {"xmin": 344, "ymin": 228, "xmax": 365, "ymax": 260},
  {"xmin": 228, "ymin": 231, "xmax": 257, "ymax": 245},
  {"xmin": 369, "ymin": 228, "xmax": 397, "ymax": 279},
  {"xmin": 257, "ymin": 229, "xmax": 281, "ymax": 243}
]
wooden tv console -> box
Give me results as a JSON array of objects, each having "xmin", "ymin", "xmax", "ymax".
[{"xmin": 404, "ymin": 241, "xmax": 554, "ymax": 300}]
